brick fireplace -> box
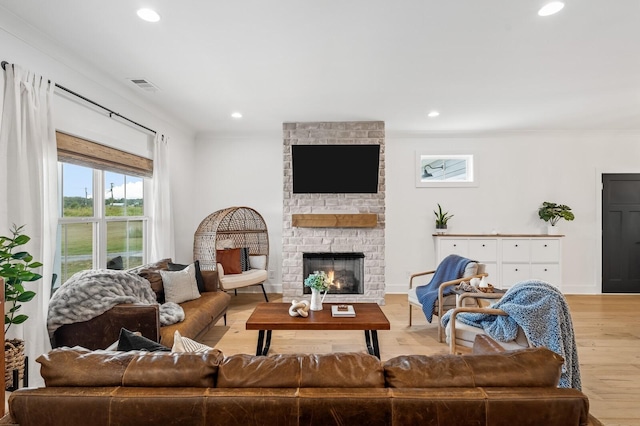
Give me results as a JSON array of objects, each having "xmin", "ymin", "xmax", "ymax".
[{"xmin": 281, "ymin": 121, "xmax": 385, "ymax": 304}]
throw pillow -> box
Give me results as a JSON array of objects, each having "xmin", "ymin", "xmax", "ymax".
[
  {"xmin": 249, "ymin": 254, "xmax": 267, "ymax": 270},
  {"xmin": 168, "ymin": 260, "xmax": 206, "ymax": 293},
  {"xmin": 127, "ymin": 258, "xmax": 172, "ymax": 303},
  {"xmin": 240, "ymin": 247, "xmax": 250, "ymax": 272},
  {"xmin": 216, "ymin": 248, "xmax": 242, "ymax": 274},
  {"xmin": 117, "ymin": 328, "xmax": 169, "ymax": 352},
  {"xmin": 107, "ymin": 255, "xmax": 124, "ymax": 270},
  {"xmin": 160, "ymin": 263, "xmax": 201, "ymax": 304},
  {"xmin": 171, "ymin": 330, "xmax": 214, "ymax": 353}
]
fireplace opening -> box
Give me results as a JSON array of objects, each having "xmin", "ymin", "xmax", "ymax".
[{"xmin": 302, "ymin": 252, "xmax": 365, "ymax": 295}]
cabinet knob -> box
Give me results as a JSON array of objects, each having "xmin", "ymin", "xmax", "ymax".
[
  {"xmin": 515, "ymin": 268, "xmax": 519, "ymax": 271},
  {"xmin": 482, "ymin": 244, "xmax": 485, "ymax": 247},
  {"xmin": 453, "ymin": 244, "xmax": 457, "ymax": 247},
  {"xmin": 544, "ymin": 244, "xmax": 548, "ymax": 247},
  {"xmin": 515, "ymin": 244, "xmax": 518, "ymax": 247},
  {"xmin": 544, "ymin": 268, "xmax": 548, "ymax": 272}
]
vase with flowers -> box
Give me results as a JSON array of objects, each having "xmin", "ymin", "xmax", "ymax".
[{"xmin": 304, "ymin": 271, "xmax": 331, "ymax": 311}]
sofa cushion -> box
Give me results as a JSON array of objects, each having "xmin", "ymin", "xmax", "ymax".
[
  {"xmin": 217, "ymin": 353, "xmax": 384, "ymax": 388},
  {"xmin": 384, "ymin": 347, "xmax": 563, "ymax": 388},
  {"xmin": 168, "ymin": 260, "xmax": 206, "ymax": 293},
  {"xmin": 37, "ymin": 346, "xmax": 223, "ymax": 388},
  {"xmin": 159, "ymin": 291, "xmax": 231, "ymax": 348},
  {"xmin": 160, "ymin": 263, "xmax": 201, "ymax": 304}
]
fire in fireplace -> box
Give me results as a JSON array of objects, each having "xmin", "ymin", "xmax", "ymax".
[{"xmin": 302, "ymin": 252, "xmax": 364, "ymax": 295}]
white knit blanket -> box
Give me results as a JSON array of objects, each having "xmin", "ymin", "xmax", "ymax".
[{"xmin": 47, "ymin": 269, "xmax": 184, "ymax": 338}]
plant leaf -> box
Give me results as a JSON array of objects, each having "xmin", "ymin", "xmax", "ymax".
[{"xmin": 11, "ymin": 315, "xmax": 29, "ymax": 325}]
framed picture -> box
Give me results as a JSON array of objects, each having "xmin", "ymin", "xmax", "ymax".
[{"xmin": 415, "ymin": 153, "xmax": 477, "ymax": 187}]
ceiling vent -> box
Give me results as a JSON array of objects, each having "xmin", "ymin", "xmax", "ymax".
[{"xmin": 128, "ymin": 78, "xmax": 160, "ymax": 92}]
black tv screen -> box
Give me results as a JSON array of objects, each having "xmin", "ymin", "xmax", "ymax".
[{"xmin": 292, "ymin": 144, "xmax": 380, "ymax": 193}]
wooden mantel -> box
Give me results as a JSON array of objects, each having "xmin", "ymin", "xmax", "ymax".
[{"xmin": 292, "ymin": 213, "xmax": 377, "ymax": 228}]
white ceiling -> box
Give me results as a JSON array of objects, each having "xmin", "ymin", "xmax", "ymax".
[{"xmin": 1, "ymin": 0, "xmax": 639, "ymax": 136}]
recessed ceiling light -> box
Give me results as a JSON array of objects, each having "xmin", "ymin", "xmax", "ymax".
[
  {"xmin": 427, "ymin": 111, "xmax": 440, "ymax": 118},
  {"xmin": 137, "ymin": 8, "xmax": 161, "ymax": 22},
  {"xmin": 231, "ymin": 112, "xmax": 243, "ymax": 119},
  {"xmin": 538, "ymin": 2, "xmax": 564, "ymax": 16}
]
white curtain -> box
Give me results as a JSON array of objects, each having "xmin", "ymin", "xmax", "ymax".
[
  {"xmin": 150, "ymin": 133, "xmax": 174, "ymax": 261},
  {"xmin": 0, "ymin": 64, "xmax": 58, "ymax": 387}
]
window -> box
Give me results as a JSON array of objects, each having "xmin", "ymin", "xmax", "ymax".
[
  {"xmin": 57, "ymin": 163, "xmax": 148, "ymax": 283},
  {"xmin": 55, "ymin": 131, "xmax": 152, "ymax": 285}
]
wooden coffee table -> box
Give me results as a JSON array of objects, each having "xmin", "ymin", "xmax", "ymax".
[{"xmin": 246, "ymin": 302, "xmax": 391, "ymax": 358}]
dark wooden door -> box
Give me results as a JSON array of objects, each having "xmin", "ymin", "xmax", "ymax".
[{"xmin": 602, "ymin": 174, "xmax": 640, "ymax": 293}]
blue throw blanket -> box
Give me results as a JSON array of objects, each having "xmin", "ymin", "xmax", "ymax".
[
  {"xmin": 415, "ymin": 254, "xmax": 474, "ymax": 323},
  {"xmin": 441, "ymin": 280, "xmax": 581, "ymax": 390}
]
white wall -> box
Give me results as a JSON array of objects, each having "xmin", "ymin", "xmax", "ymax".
[
  {"xmin": 196, "ymin": 131, "xmax": 640, "ymax": 295},
  {"xmin": 0, "ymin": 20, "xmax": 199, "ymax": 263},
  {"xmin": 194, "ymin": 134, "xmax": 284, "ymax": 289}
]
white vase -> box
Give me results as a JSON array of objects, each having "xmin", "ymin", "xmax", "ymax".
[
  {"xmin": 547, "ymin": 224, "xmax": 557, "ymax": 235},
  {"xmin": 310, "ymin": 288, "xmax": 324, "ymax": 311}
]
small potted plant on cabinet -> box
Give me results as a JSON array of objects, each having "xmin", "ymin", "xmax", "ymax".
[
  {"xmin": 1, "ymin": 224, "xmax": 42, "ymax": 390},
  {"xmin": 434, "ymin": 204, "xmax": 453, "ymax": 234},
  {"xmin": 538, "ymin": 201, "xmax": 575, "ymax": 234}
]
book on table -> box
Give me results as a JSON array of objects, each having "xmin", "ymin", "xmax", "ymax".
[{"xmin": 331, "ymin": 304, "xmax": 356, "ymax": 317}]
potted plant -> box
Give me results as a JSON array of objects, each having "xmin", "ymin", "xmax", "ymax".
[
  {"xmin": 1, "ymin": 224, "xmax": 42, "ymax": 389},
  {"xmin": 538, "ymin": 202, "xmax": 575, "ymax": 234},
  {"xmin": 434, "ymin": 204, "xmax": 453, "ymax": 234}
]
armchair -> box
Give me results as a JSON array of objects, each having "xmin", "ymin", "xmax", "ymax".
[
  {"xmin": 407, "ymin": 254, "xmax": 488, "ymax": 342},
  {"xmin": 443, "ymin": 279, "xmax": 581, "ymax": 389}
]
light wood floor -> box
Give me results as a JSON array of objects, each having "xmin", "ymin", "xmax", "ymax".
[{"xmin": 201, "ymin": 293, "xmax": 640, "ymax": 426}]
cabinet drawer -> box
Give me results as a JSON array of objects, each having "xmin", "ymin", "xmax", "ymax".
[
  {"xmin": 531, "ymin": 239, "xmax": 560, "ymax": 263},
  {"xmin": 531, "ymin": 264, "xmax": 561, "ymax": 286},
  {"xmin": 501, "ymin": 239, "xmax": 530, "ymax": 262},
  {"xmin": 501, "ymin": 263, "xmax": 530, "ymax": 288},
  {"xmin": 482, "ymin": 262, "xmax": 498, "ymax": 287},
  {"xmin": 438, "ymin": 239, "xmax": 469, "ymax": 261},
  {"xmin": 468, "ymin": 239, "xmax": 498, "ymax": 262}
]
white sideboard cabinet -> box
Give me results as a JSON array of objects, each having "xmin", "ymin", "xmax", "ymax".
[{"xmin": 434, "ymin": 234, "xmax": 564, "ymax": 290}]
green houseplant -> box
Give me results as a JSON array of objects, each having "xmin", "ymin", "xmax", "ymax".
[
  {"xmin": 434, "ymin": 204, "xmax": 453, "ymax": 233},
  {"xmin": 538, "ymin": 202, "xmax": 575, "ymax": 233},
  {"xmin": 1, "ymin": 224, "xmax": 42, "ymax": 389},
  {"xmin": 1, "ymin": 224, "xmax": 42, "ymax": 333}
]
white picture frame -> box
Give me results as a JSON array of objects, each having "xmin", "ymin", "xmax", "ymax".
[{"xmin": 415, "ymin": 153, "xmax": 477, "ymax": 187}]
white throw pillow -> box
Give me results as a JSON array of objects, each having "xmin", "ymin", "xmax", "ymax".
[
  {"xmin": 160, "ymin": 263, "xmax": 201, "ymax": 304},
  {"xmin": 171, "ymin": 330, "xmax": 213, "ymax": 353},
  {"xmin": 249, "ymin": 254, "xmax": 267, "ymax": 270}
]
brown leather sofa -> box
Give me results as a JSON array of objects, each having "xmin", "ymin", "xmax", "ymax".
[
  {"xmin": 51, "ymin": 260, "xmax": 231, "ymax": 349},
  {"xmin": 1, "ymin": 336, "xmax": 601, "ymax": 426}
]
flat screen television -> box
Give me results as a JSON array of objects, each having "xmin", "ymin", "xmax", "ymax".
[{"xmin": 292, "ymin": 144, "xmax": 380, "ymax": 193}]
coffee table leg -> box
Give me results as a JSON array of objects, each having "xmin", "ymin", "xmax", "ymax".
[
  {"xmin": 256, "ymin": 330, "xmax": 265, "ymax": 356},
  {"xmin": 256, "ymin": 330, "xmax": 273, "ymax": 356},
  {"xmin": 262, "ymin": 330, "xmax": 272, "ymax": 356},
  {"xmin": 364, "ymin": 330, "xmax": 381, "ymax": 359},
  {"xmin": 371, "ymin": 330, "xmax": 380, "ymax": 359}
]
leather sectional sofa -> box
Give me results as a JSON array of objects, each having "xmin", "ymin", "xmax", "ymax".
[
  {"xmin": 51, "ymin": 259, "xmax": 231, "ymax": 349},
  {"xmin": 2, "ymin": 336, "xmax": 601, "ymax": 426}
]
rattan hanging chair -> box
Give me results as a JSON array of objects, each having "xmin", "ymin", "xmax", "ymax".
[{"xmin": 193, "ymin": 207, "xmax": 270, "ymax": 301}]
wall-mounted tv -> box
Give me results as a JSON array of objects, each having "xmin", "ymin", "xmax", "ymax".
[{"xmin": 292, "ymin": 144, "xmax": 380, "ymax": 194}]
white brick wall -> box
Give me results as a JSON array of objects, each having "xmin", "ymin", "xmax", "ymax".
[{"xmin": 282, "ymin": 121, "xmax": 386, "ymax": 304}]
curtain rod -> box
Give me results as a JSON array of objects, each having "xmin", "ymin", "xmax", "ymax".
[{"xmin": 1, "ymin": 60, "xmax": 156, "ymax": 135}]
